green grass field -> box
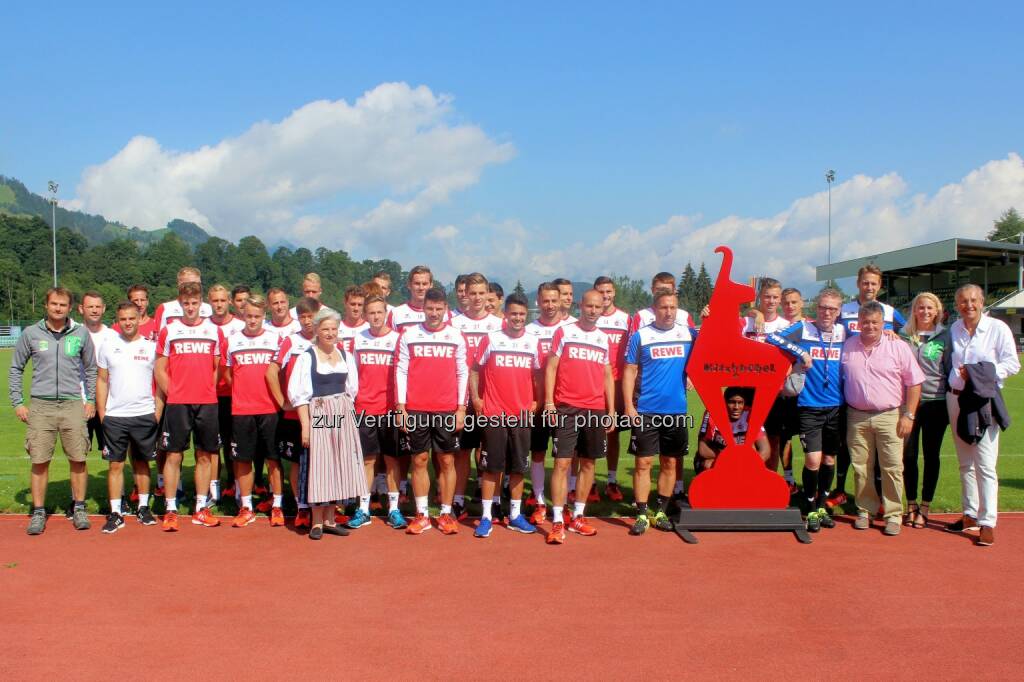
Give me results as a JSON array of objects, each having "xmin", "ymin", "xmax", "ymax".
[{"xmin": 1, "ymin": 348, "xmax": 1022, "ymax": 515}]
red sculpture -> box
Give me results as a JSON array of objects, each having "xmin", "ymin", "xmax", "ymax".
[{"xmin": 687, "ymin": 246, "xmax": 791, "ymax": 509}]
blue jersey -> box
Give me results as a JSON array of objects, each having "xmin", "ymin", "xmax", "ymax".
[
  {"xmin": 767, "ymin": 320, "xmax": 846, "ymax": 408},
  {"xmin": 624, "ymin": 323, "xmax": 693, "ymax": 414},
  {"xmin": 840, "ymin": 300, "xmax": 906, "ymax": 335}
]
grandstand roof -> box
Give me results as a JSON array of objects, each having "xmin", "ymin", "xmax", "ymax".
[{"xmin": 816, "ymin": 237, "xmax": 1024, "ymax": 282}]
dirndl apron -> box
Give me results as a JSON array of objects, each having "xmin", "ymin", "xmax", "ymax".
[{"xmin": 305, "ymin": 346, "xmax": 368, "ymax": 504}]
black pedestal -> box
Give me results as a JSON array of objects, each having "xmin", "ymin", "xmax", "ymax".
[{"xmin": 674, "ymin": 507, "xmax": 811, "ymax": 544}]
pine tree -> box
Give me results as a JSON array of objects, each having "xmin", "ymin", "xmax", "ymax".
[
  {"xmin": 988, "ymin": 207, "xmax": 1024, "ymax": 242},
  {"xmin": 678, "ymin": 262, "xmax": 697, "ymax": 313},
  {"xmin": 695, "ymin": 262, "xmax": 713, "ymax": 313},
  {"xmin": 513, "ymin": 279, "xmax": 526, "ymax": 297}
]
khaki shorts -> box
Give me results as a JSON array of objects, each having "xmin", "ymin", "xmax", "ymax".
[{"xmin": 25, "ymin": 398, "xmax": 89, "ymax": 464}]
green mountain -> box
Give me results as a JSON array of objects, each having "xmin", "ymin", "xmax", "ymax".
[{"xmin": 0, "ymin": 175, "xmax": 211, "ymax": 248}]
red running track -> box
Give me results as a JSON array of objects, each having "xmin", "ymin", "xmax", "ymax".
[{"xmin": 1, "ymin": 513, "xmax": 1022, "ymax": 679}]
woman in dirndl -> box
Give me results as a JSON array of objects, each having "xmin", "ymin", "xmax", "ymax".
[{"xmin": 287, "ymin": 307, "xmax": 368, "ymax": 540}]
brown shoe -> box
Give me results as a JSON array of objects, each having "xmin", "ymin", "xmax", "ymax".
[
  {"xmin": 977, "ymin": 526, "xmax": 994, "ymax": 546},
  {"xmin": 945, "ymin": 515, "xmax": 979, "ymax": 533}
]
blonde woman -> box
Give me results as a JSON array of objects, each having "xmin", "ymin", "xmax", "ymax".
[
  {"xmin": 900, "ymin": 292, "xmax": 952, "ymax": 528},
  {"xmin": 287, "ymin": 308, "xmax": 368, "ymax": 539}
]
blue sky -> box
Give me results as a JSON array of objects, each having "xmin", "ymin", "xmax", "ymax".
[{"xmin": 3, "ymin": 2, "xmax": 1023, "ymax": 288}]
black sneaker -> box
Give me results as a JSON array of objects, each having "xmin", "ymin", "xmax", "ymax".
[
  {"xmin": 452, "ymin": 501, "xmax": 467, "ymax": 521},
  {"xmin": 102, "ymin": 512, "xmax": 125, "ymax": 534},
  {"xmin": 137, "ymin": 506, "xmax": 157, "ymax": 526},
  {"xmin": 806, "ymin": 511, "xmax": 821, "ymax": 533}
]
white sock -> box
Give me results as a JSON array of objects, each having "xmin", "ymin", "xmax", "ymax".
[
  {"xmin": 138, "ymin": 493, "xmax": 150, "ymax": 507},
  {"xmin": 608, "ymin": 470, "xmax": 618, "ymax": 484},
  {"xmin": 454, "ymin": 494, "xmax": 465, "ymax": 506},
  {"xmin": 210, "ymin": 480, "xmax": 221, "ymax": 501},
  {"xmin": 359, "ymin": 495, "xmax": 370, "ymax": 514},
  {"xmin": 440, "ymin": 503, "xmax": 452, "ymax": 515},
  {"xmin": 241, "ymin": 495, "xmax": 252, "ymax": 510},
  {"xmin": 388, "ymin": 492, "xmax": 399, "ymax": 512},
  {"xmin": 552, "ymin": 505, "xmax": 563, "ymax": 521},
  {"xmin": 415, "ymin": 496, "xmax": 428, "ymax": 515},
  {"xmin": 165, "ymin": 497, "xmax": 177, "ymax": 512},
  {"xmin": 196, "ymin": 494, "xmax": 208, "ymax": 510},
  {"xmin": 510, "ymin": 499, "xmax": 522, "ymax": 519},
  {"xmin": 482, "ymin": 499, "xmax": 493, "ymax": 520},
  {"xmin": 157, "ymin": 474, "xmax": 164, "ymax": 488},
  {"xmin": 273, "ymin": 494, "xmax": 283, "ymax": 508},
  {"xmin": 673, "ymin": 480, "xmax": 684, "ymax": 495},
  {"xmin": 110, "ymin": 498, "xmax": 122, "ymax": 515},
  {"xmin": 531, "ymin": 461, "xmax": 546, "ymax": 503},
  {"xmin": 492, "ymin": 496, "xmax": 500, "ymax": 507},
  {"xmin": 574, "ymin": 501, "xmax": 586, "ymax": 518}
]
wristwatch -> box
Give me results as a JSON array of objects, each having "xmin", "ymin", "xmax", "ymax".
[{"xmin": 903, "ymin": 411, "xmax": 915, "ymax": 420}]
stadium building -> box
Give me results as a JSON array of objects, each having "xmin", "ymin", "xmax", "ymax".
[{"xmin": 816, "ymin": 236, "xmax": 1024, "ymax": 348}]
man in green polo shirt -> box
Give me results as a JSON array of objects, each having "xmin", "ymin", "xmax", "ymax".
[{"xmin": 10, "ymin": 286, "xmax": 97, "ymax": 535}]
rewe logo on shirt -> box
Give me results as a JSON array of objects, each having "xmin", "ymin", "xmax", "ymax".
[
  {"xmin": 234, "ymin": 351, "xmax": 274, "ymax": 365},
  {"xmin": 846, "ymin": 320, "xmax": 860, "ymax": 332},
  {"xmin": 495, "ymin": 354, "xmax": 533, "ymax": 368},
  {"xmin": 360, "ymin": 351, "xmax": 394, "ymax": 365},
  {"xmin": 809, "ymin": 346, "xmax": 841, "ymax": 360},
  {"xmin": 567, "ymin": 346, "xmax": 605, "ymax": 362},
  {"xmin": 651, "ymin": 345, "xmax": 686, "ymax": 359},
  {"xmin": 172, "ymin": 340, "xmax": 214, "ymax": 354},
  {"xmin": 412, "ymin": 344, "xmax": 454, "ymax": 358}
]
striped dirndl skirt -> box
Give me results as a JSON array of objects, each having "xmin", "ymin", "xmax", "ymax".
[{"xmin": 307, "ymin": 393, "xmax": 367, "ymax": 504}]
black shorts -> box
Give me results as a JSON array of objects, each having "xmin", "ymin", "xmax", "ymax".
[
  {"xmin": 87, "ymin": 414, "xmax": 105, "ymax": 451},
  {"xmin": 231, "ymin": 413, "xmax": 279, "ymax": 462},
  {"xmin": 101, "ymin": 414, "xmax": 158, "ymax": 462},
  {"xmin": 161, "ymin": 403, "xmax": 221, "ymax": 454},
  {"xmin": 459, "ymin": 407, "xmax": 483, "ymax": 450},
  {"xmin": 218, "ymin": 395, "xmax": 233, "ymax": 455},
  {"xmin": 530, "ymin": 412, "xmax": 555, "ymax": 453},
  {"xmin": 275, "ymin": 417, "xmax": 305, "ymax": 463},
  {"xmin": 401, "ymin": 411, "xmax": 460, "ymax": 454},
  {"xmin": 552, "ymin": 406, "xmax": 608, "ymax": 459},
  {"xmin": 480, "ymin": 423, "xmax": 531, "ymax": 474},
  {"xmin": 765, "ymin": 395, "xmax": 799, "ymax": 439},
  {"xmin": 798, "ymin": 406, "xmax": 843, "ymax": 455},
  {"xmin": 632, "ymin": 413, "xmax": 689, "ymax": 458},
  {"xmin": 357, "ymin": 412, "xmax": 398, "ymax": 457}
]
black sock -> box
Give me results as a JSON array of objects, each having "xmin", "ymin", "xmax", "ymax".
[
  {"xmin": 656, "ymin": 494, "xmax": 670, "ymax": 512},
  {"xmin": 636, "ymin": 501, "xmax": 648, "ymax": 515},
  {"xmin": 817, "ymin": 463, "xmax": 835, "ymax": 505},
  {"xmin": 835, "ymin": 448, "xmax": 849, "ymax": 492},
  {"xmin": 802, "ymin": 467, "xmax": 818, "ymax": 506}
]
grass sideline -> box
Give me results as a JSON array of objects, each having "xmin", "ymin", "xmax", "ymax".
[{"xmin": 1, "ymin": 348, "xmax": 1022, "ymax": 515}]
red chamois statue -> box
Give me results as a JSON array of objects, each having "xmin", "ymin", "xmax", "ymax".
[{"xmin": 687, "ymin": 246, "xmax": 791, "ymax": 509}]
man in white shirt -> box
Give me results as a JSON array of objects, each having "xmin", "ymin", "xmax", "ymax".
[
  {"xmin": 80, "ymin": 291, "xmax": 119, "ymax": 456},
  {"xmin": 944, "ymin": 284, "xmax": 1020, "ymax": 546},
  {"xmin": 97, "ymin": 302, "xmax": 161, "ymax": 532}
]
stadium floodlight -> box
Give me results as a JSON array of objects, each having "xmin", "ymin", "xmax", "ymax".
[
  {"xmin": 48, "ymin": 181, "xmax": 58, "ymax": 286},
  {"xmin": 825, "ymin": 170, "xmax": 836, "ymax": 264}
]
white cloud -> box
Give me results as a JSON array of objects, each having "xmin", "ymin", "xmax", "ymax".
[
  {"xmin": 443, "ymin": 154, "xmax": 1024, "ymax": 291},
  {"xmin": 73, "ymin": 82, "xmax": 515, "ymax": 252}
]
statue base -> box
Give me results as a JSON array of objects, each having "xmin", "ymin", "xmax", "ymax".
[{"xmin": 674, "ymin": 506, "xmax": 812, "ymax": 544}]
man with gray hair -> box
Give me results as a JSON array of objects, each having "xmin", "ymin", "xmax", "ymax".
[
  {"xmin": 840, "ymin": 301, "xmax": 924, "ymax": 536},
  {"xmin": 944, "ymin": 284, "xmax": 1020, "ymax": 546}
]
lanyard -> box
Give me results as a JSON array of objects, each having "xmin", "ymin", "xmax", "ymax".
[{"xmin": 811, "ymin": 323, "xmax": 835, "ymax": 386}]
